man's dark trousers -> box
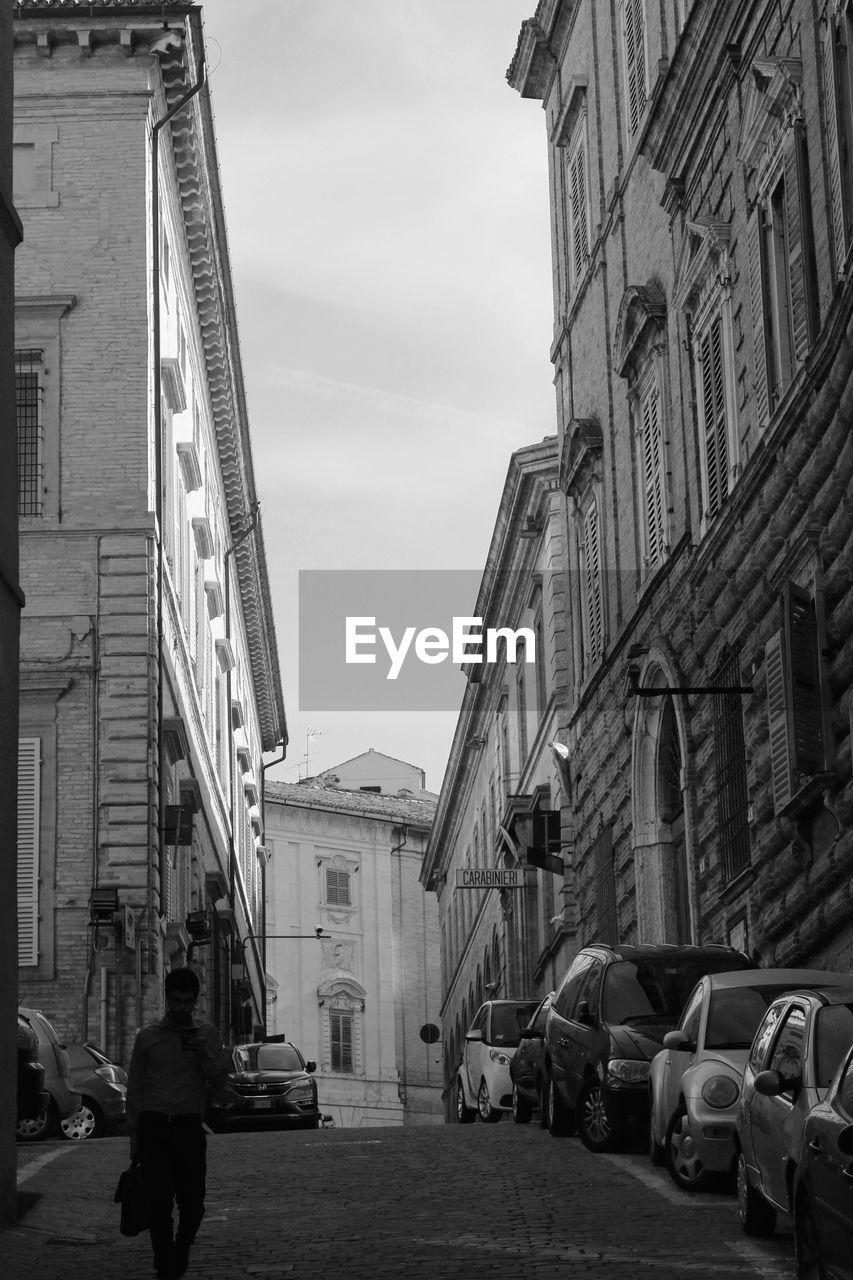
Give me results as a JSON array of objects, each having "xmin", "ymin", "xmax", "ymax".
[{"xmin": 138, "ymin": 1111, "xmax": 207, "ymax": 1277}]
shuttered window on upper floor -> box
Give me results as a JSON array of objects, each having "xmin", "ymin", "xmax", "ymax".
[
  {"xmin": 747, "ymin": 123, "xmax": 818, "ymax": 430},
  {"xmin": 18, "ymin": 738, "xmax": 41, "ymax": 967},
  {"xmin": 566, "ymin": 116, "xmax": 591, "ymax": 290},
  {"xmin": 325, "ymin": 867, "xmax": 351, "ymax": 906},
  {"xmin": 581, "ymin": 495, "xmax": 604, "ymax": 669},
  {"xmin": 695, "ymin": 309, "xmax": 734, "ymax": 524},
  {"xmin": 623, "ymin": 0, "xmax": 648, "ymax": 138},
  {"xmin": 16, "ymin": 349, "xmax": 43, "ymax": 518},
  {"xmin": 637, "ymin": 374, "xmax": 667, "ymax": 569},
  {"xmin": 823, "ymin": 4, "xmax": 853, "ymax": 275},
  {"xmin": 764, "ymin": 582, "xmax": 825, "ymax": 814}
]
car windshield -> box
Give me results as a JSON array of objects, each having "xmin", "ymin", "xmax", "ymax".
[
  {"xmin": 490, "ymin": 1003, "xmax": 538, "ymax": 1047},
  {"xmin": 816, "ymin": 1004, "xmax": 853, "ymax": 1088},
  {"xmin": 602, "ymin": 960, "xmax": 736, "ymax": 1026},
  {"xmin": 705, "ymin": 985, "xmax": 800, "ymax": 1050},
  {"xmin": 234, "ymin": 1044, "xmax": 303, "ymax": 1072}
]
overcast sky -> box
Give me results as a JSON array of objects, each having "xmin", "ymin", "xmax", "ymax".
[{"xmin": 198, "ymin": 0, "xmax": 555, "ymax": 792}]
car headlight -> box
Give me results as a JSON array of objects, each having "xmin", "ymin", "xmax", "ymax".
[
  {"xmin": 607, "ymin": 1059, "xmax": 650, "ymax": 1083},
  {"xmin": 489, "ymin": 1050, "xmax": 511, "ymax": 1066},
  {"xmin": 287, "ymin": 1085, "xmax": 315, "ymax": 1102},
  {"xmin": 701, "ymin": 1075, "xmax": 739, "ymax": 1109}
]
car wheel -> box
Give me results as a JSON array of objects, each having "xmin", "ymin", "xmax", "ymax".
[
  {"xmin": 477, "ymin": 1079, "xmax": 502, "ymax": 1123},
  {"xmin": 17, "ymin": 1099, "xmax": 58, "ymax": 1143},
  {"xmin": 60, "ymin": 1097, "xmax": 104, "ymax": 1141},
  {"xmin": 649, "ymin": 1105, "xmax": 665, "ymax": 1166},
  {"xmin": 576, "ymin": 1078, "xmax": 617, "ymax": 1153},
  {"xmin": 456, "ymin": 1079, "xmax": 476, "ymax": 1124},
  {"xmin": 736, "ymin": 1150, "xmax": 777, "ymax": 1237},
  {"xmin": 665, "ymin": 1105, "xmax": 710, "ymax": 1192},
  {"xmin": 512, "ymin": 1083, "xmax": 532, "ymax": 1125},
  {"xmin": 547, "ymin": 1075, "xmax": 574, "ymax": 1137},
  {"xmin": 795, "ymin": 1191, "xmax": 826, "ymax": 1280}
]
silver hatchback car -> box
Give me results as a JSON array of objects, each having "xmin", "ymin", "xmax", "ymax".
[{"xmin": 16, "ymin": 1007, "xmax": 81, "ymax": 1142}]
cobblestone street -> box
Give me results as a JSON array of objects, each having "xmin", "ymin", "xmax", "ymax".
[{"xmin": 9, "ymin": 1122, "xmax": 795, "ymax": 1280}]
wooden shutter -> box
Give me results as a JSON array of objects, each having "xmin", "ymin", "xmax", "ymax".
[
  {"xmin": 17, "ymin": 738, "xmax": 41, "ymax": 966},
  {"xmin": 640, "ymin": 383, "xmax": 665, "ymax": 565},
  {"xmin": 698, "ymin": 313, "xmax": 729, "ymax": 520},
  {"xmin": 583, "ymin": 499, "xmax": 604, "ymax": 660},
  {"xmin": 331, "ymin": 1010, "xmax": 353, "ymax": 1072},
  {"xmin": 823, "ymin": 16, "xmax": 848, "ymax": 272},
  {"xmin": 765, "ymin": 584, "xmax": 823, "ymax": 814},
  {"xmin": 569, "ymin": 134, "xmax": 589, "ymax": 282},
  {"xmin": 747, "ymin": 206, "xmax": 772, "ymax": 428},
  {"xmin": 624, "ymin": 0, "xmax": 646, "ymax": 136},
  {"xmin": 784, "ymin": 124, "xmax": 817, "ymax": 366}
]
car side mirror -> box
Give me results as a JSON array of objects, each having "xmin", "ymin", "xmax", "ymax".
[
  {"xmin": 305, "ymin": 1061, "xmax": 316, "ymax": 1073},
  {"xmin": 465, "ymin": 1029, "xmax": 484, "ymax": 1043},
  {"xmin": 754, "ymin": 1068, "xmax": 791, "ymax": 1097},
  {"xmin": 663, "ymin": 1030, "xmax": 694, "ymax": 1052},
  {"xmin": 837, "ymin": 1125, "xmax": 853, "ymax": 1157}
]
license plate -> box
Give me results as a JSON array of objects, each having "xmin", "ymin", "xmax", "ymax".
[{"xmin": 252, "ymin": 1098, "xmax": 273, "ymax": 1110}]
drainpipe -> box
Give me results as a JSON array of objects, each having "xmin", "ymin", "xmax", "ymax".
[
  {"xmin": 151, "ymin": 52, "xmax": 206, "ymax": 991},
  {"xmin": 223, "ymin": 503, "xmax": 260, "ymax": 1040}
]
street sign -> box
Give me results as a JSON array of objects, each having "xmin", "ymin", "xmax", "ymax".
[{"xmin": 455, "ymin": 867, "xmax": 522, "ymax": 889}]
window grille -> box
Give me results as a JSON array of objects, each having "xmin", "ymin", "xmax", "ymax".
[
  {"xmin": 713, "ymin": 649, "xmax": 751, "ymax": 883},
  {"xmin": 592, "ymin": 825, "xmax": 617, "ymax": 945},
  {"xmin": 17, "ymin": 738, "xmax": 40, "ymax": 966},
  {"xmin": 16, "ymin": 349, "xmax": 43, "ymax": 517}
]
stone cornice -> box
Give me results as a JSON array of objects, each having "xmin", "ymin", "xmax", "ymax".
[{"xmin": 157, "ymin": 22, "xmax": 286, "ymax": 752}]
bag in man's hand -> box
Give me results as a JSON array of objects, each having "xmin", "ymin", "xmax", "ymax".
[{"xmin": 114, "ymin": 1159, "xmax": 148, "ymax": 1236}]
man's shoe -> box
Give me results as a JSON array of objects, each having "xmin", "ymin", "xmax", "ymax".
[{"xmin": 173, "ymin": 1238, "xmax": 190, "ymax": 1279}]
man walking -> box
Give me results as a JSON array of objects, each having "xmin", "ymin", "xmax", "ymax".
[{"xmin": 126, "ymin": 967, "xmax": 231, "ymax": 1280}]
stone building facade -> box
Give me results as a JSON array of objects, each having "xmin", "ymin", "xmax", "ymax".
[
  {"xmin": 427, "ymin": 0, "xmax": 853, "ymax": 1110},
  {"xmin": 13, "ymin": 1, "xmax": 286, "ymax": 1069},
  {"xmin": 503, "ymin": 0, "xmax": 853, "ymax": 976},
  {"xmin": 2, "ymin": 0, "xmax": 24, "ymax": 1219},
  {"xmin": 265, "ymin": 763, "xmax": 443, "ymax": 1127},
  {"xmin": 421, "ymin": 439, "xmax": 573, "ymax": 1119}
]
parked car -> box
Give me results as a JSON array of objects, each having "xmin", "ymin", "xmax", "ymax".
[
  {"xmin": 16, "ymin": 1007, "xmax": 81, "ymax": 1142},
  {"xmin": 736, "ymin": 984, "xmax": 853, "ymax": 1237},
  {"xmin": 649, "ymin": 969, "xmax": 852, "ymax": 1192},
  {"xmin": 457, "ymin": 999, "xmax": 539, "ymax": 1123},
  {"xmin": 60, "ymin": 1042, "xmax": 128, "ymax": 1140},
  {"xmin": 793, "ymin": 1039, "xmax": 853, "ymax": 1280},
  {"xmin": 207, "ymin": 1039, "xmax": 320, "ymax": 1129},
  {"xmin": 17, "ymin": 1015, "xmax": 48, "ymax": 1126},
  {"xmin": 509, "ymin": 993, "xmax": 553, "ymax": 1125},
  {"xmin": 543, "ymin": 942, "xmax": 755, "ymax": 1151}
]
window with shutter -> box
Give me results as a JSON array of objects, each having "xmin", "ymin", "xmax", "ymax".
[
  {"xmin": 765, "ymin": 582, "xmax": 824, "ymax": 814},
  {"xmin": 567, "ymin": 121, "xmax": 590, "ymax": 288},
  {"xmin": 748, "ymin": 131, "xmax": 817, "ymax": 428},
  {"xmin": 713, "ymin": 650, "xmax": 751, "ymax": 883},
  {"xmin": 623, "ymin": 0, "xmax": 647, "ymax": 137},
  {"xmin": 638, "ymin": 378, "xmax": 666, "ymax": 567},
  {"xmin": 330, "ymin": 1009, "xmax": 354, "ymax": 1073},
  {"xmin": 17, "ymin": 738, "xmax": 41, "ymax": 967},
  {"xmin": 823, "ymin": 9, "xmax": 853, "ymax": 274},
  {"xmin": 326, "ymin": 867, "xmax": 351, "ymax": 906},
  {"xmin": 16, "ymin": 350, "xmax": 44, "ymax": 518},
  {"xmin": 696, "ymin": 311, "xmax": 731, "ymax": 521},
  {"xmin": 517, "ymin": 653, "xmax": 528, "ymax": 765},
  {"xmin": 582, "ymin": 496, "xmax": 604, "ymax": 665}
]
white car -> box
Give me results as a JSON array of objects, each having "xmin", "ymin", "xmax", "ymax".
[
  {"xmin": 649, "ymin": 969, "xmax": 851, "ymax": 1193},
  {"xmin": 457, "ymin": 999, "xmax": 538, "ymax": 1124}
]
